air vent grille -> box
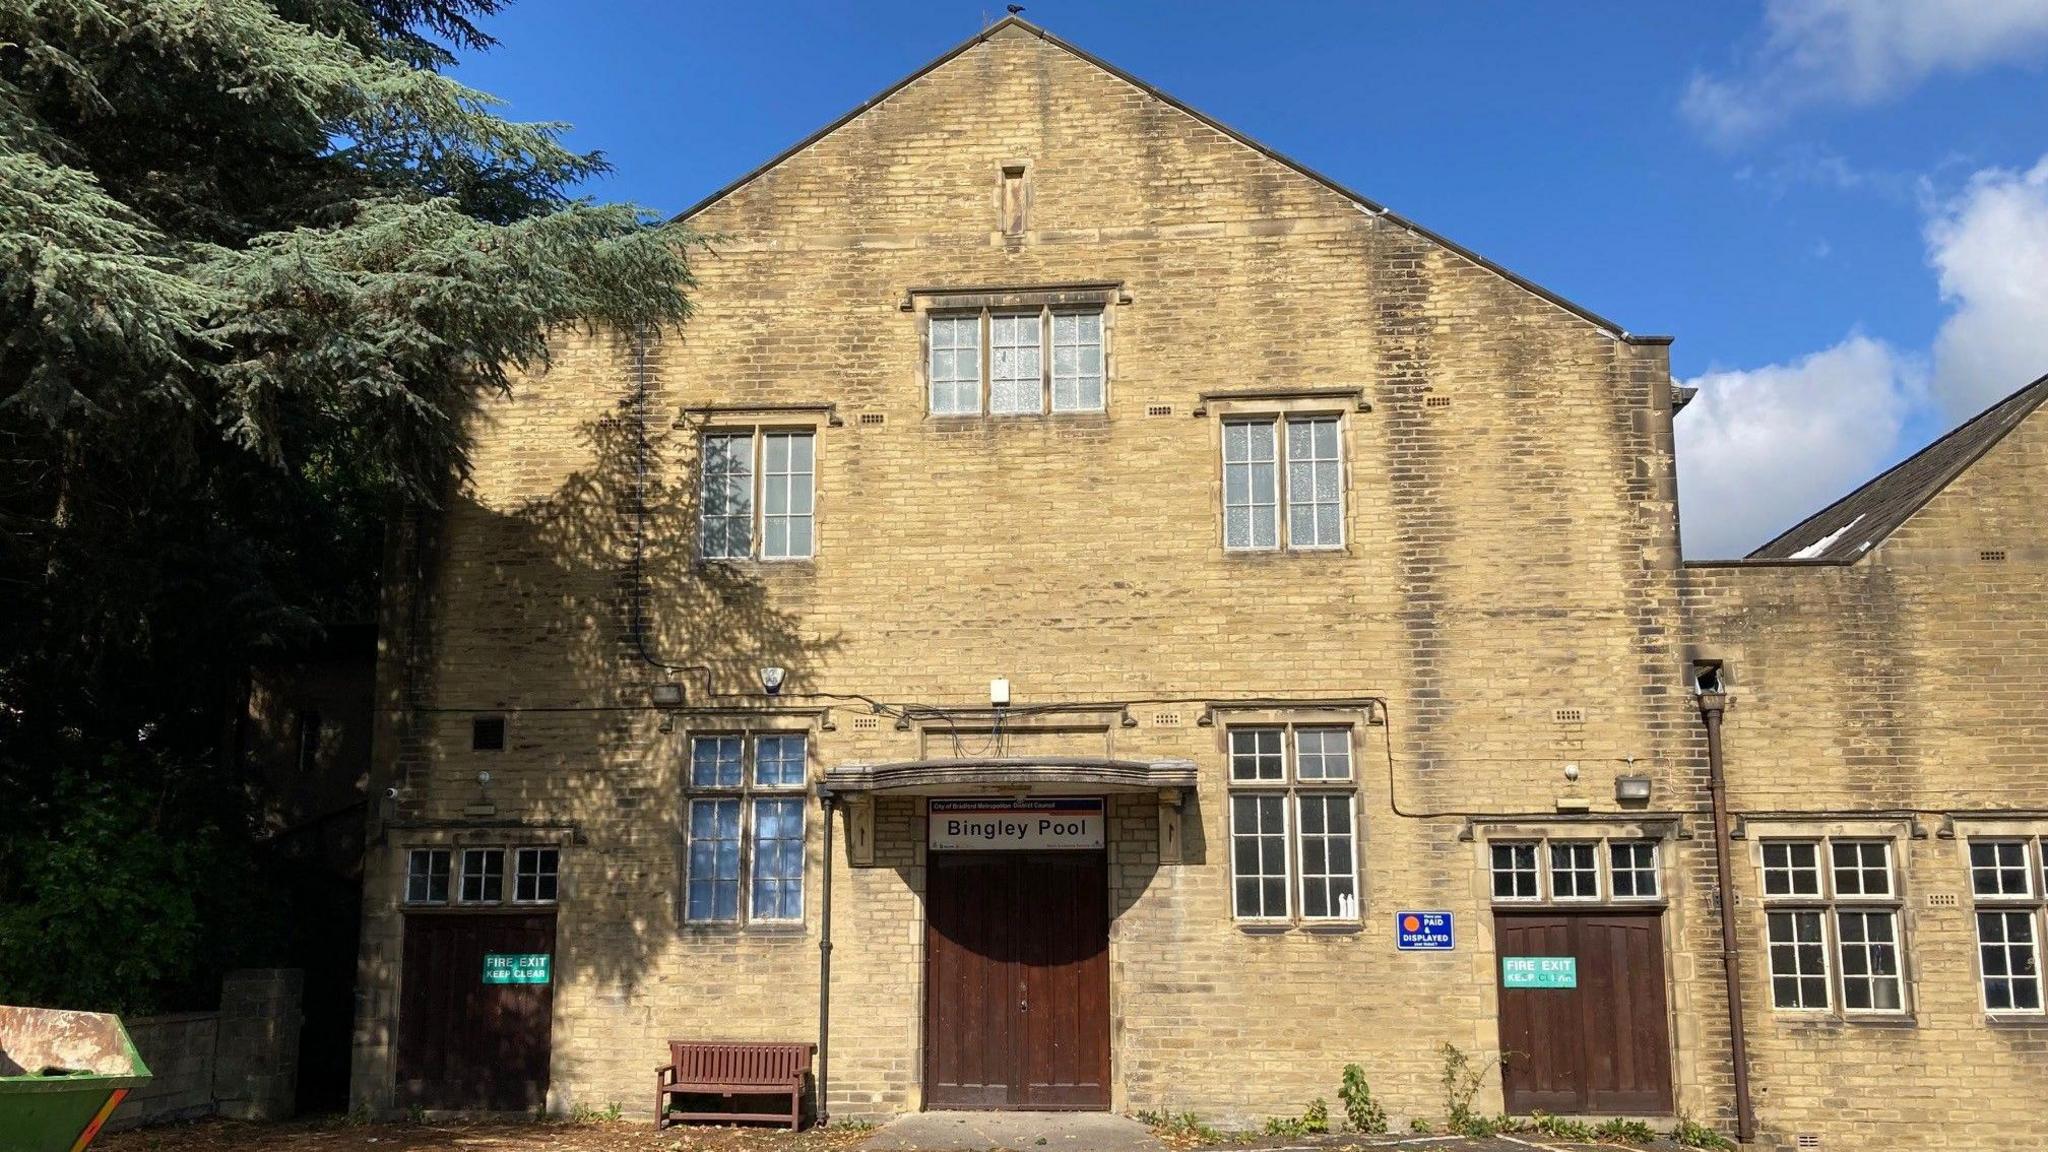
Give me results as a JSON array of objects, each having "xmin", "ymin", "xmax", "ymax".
[
  {"xmin": 858, "ymin": 412, "xmax": 886, "ymax": 426},
  {"xmin": 1981, "ymin": 549, "xmax": 2006, "ymax": 562},
  {"xmin": 1425, "ymin": 396, "xmax": 1452, "ymax": 408},
  {"xmin": 1797, "ymin": 1135, "xmax": 1821, "ymax": 1149},
  {"xmin": 1927, "ymin": 892, "xmax": 1961, "ymax": 909},
  {"xmin": 1152, "ymin": 710, "xmax": 1183, "ymax": 727},
  {"xmin": 1146, "ymin": 404, "xmax": 1174, "ymax": 417},
  {"xmin": 851, "ymin": 716, "xmax": 880, "ymax": 731},
  {"xmin": 1553, "ymin": 708, "xmax": 1585, "ymax": 724}
]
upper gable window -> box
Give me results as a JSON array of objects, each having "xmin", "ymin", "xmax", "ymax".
[
  {"xmin": 926, "ymin": 308, "xmax": 1104, "ymax": 417},
  {"xmin": 1223, "ymin": 414, "xmax": 1344, "ymax": 551}
]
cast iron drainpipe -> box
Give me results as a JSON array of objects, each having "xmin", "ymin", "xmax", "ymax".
[
  {"xmin": 816, "ymin": 787, "xmax": 836, "ymax": 1128},
  {"xmin": 1699, "ymin": 692, "xmax": 1756, "ymax": 1143}
]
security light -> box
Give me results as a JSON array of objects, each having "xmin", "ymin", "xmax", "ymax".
[
  {"xmin": 649, "ymin": 682, "xmax": 685, "ymax": 707},
  {"xmin": 1615, "ymin": 775, "xmax": 1653, "ymax": 803}
]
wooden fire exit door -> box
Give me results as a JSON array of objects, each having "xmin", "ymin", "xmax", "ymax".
[
  {"xmin": 1494, "ymin": 910, "xmax": 1673, "ymax": 1115},
  {"xmin": 924, "ymin": 852, "xmax": 1111, "ymax": 1110},
  {"xmin": 396, "ymin": 912, "xmax": 556, "ymax": 1110}
]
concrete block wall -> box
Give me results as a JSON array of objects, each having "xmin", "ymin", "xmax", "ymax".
[
  {"xmin": 109, "ymin": 1013, "xmax": 219, "ymax": 1130},
  {"xmin": 107, "ymin": 969, "xmax": 303, "ymax": 1131}
]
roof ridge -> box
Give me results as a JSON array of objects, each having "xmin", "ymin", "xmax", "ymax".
[
  {"xmin": 671, "ymin": 16, "xmax": 1662, "ymax": 344},
  {"xmin": 1743, "ymin": 370, "xmax": 2048, "ymax": 561}
]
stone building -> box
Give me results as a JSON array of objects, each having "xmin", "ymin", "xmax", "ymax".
[{"xmin": 348, "ymin": 18, "xmax": 2047, "ymax": 1149}]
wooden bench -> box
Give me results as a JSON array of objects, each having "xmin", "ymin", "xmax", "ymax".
[{"xmin": 655, "ymin": 1040, "xmax": 814, "ymax": 1131}]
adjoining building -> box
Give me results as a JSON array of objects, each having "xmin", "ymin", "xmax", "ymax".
[{"xmin": 347, "ymin": 19, "xmax": 2048, "ymax": 1150}]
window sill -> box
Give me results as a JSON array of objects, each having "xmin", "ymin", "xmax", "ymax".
[
  {"xmin": 1234, "ymin": 922, "xmax": 1293, "ymax": 936},
  {"xmin": 1984, "ymin": 1013, "xmax": 2048, "ymax": 1028},
  {"xmin": 679, "ymin": 921, "xmax": 810, "ymax": 938},
  {"xmin": 1222, "ymin": 547, "xmax": 1354, "ymax": 561},
  {"xmin": 1299, "ymin": 921, "xmax": 1363, "ymax": 935},
  {"xmin": 1770, "ymin": 1012, "xmax": 1916, "ymax": 1029}
]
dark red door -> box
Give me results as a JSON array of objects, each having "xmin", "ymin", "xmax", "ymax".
[
  {"xmin": 1495, "ymin": 911, "xmax": 1672, "ymax": 1115},
  {"xmin": 397, "ymin": 912, "xmax": 556, "ymax": 1110},
  {"xmin": 925, "ymin": 853, "xmax": 1110, "ymax": 1110}
]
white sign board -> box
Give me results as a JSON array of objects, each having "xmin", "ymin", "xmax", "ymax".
[{"xmin": 928, "ymin": 797, "xmax": 1105, "ymax": 851}]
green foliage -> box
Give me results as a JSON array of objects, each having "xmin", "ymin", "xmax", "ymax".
[
  {"xmin": 1531, "ymin": 1111, "xmax": 1595, "ymax": 1141},
  {"xmin": 1593, "ymin": 1117, "xmax": 1657, "ymax": 1144},
  {"xmin": 1135, "ymin": 1110, "xmax": 1219, "ymax": 1145},
  {"xmin": 1670, "ymin": 1114, "xmax": 1734, "ymax": 1149},
  {"xmin": 0, "ymin": 0, "xmax": 695, "ymax": 1011},
  {"xmin": 1338, "ymin": 1064, "xmax": 1388, "ymax": 1134},
  {"xmin": 570, "ymin": 1101, "xmax": 622, "ymax": 1123},
  {"xmin": 1408, "ymin": 1116, "xmax": 1432, "ymax": 1134},
  {"xmin": 1437, "ymin": 1042, "xmax": 1503, "ymax": 1135}
]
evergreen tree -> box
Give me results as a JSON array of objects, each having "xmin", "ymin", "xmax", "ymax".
[{"xmin": 0, "ymin": 0, "xmax": 695, "ymax": 1009}]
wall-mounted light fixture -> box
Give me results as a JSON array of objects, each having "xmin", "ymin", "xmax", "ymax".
[
  {"xmin": 649, "ymin": 682, "xmax": 685, "ymax": 707},
  {"xmin": 1615, "ymin": 775, "xmax": 1653, "ymax": 803}
]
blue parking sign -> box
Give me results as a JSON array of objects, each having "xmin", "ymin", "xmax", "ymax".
[{"xmin": 1396, "ymin": 910, "xmax": 1454, "ymax": 950}]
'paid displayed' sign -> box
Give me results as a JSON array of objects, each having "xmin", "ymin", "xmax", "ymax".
[
  {"xmin": 929, "ymin": 797, "xmax": 1104, "ymax": 850},
  {"xmin": 482, "ymin": 952, "xmax": 551, "ymax": 985},
  {"xmin": 1503, "ymin": 956, "xmax": 1577, "ymax": 989}
]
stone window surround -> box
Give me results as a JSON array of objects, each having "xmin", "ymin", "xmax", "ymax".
[
  {"xmin": 1223, "ymin": 720, "xmax": 1362, "ymax": 931},
  {"xmin": 693, "ymin": 421, "xmax": 820, "ymax": 564},
  {"xmin": 904, "ymin": 282, "xmax": 1125, "ymax": 420},
  {"xmin": 1743, "ymin": 817, "xmax": 1915, "ymax": 1021},
  {"xmin": 1203, "ymin": 398, "xmax": 1355, "ymax": 557},
  {"xmin": 680, "ymin": 728, "xmax": 814, "ymax": 933},
  {"xmin": 1477, "ymin": 828, "xmax": 1669, "ymax": 908},
  {"xmin": 1950, "ymin": 818, "xmax": 2048, "ymax": 1019},
  {"xmin": 399, "ymin": 837, "xmax": 569, "ymax": 909}
]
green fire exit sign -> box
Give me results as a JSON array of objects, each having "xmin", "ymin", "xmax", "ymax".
[
  {"xmin": 1502, "ymin": 956, "xmax": 1577, "ymax": 989},
  {"xmin": 482, "ymin": 952, "xmax": 551, "ymax": 985}
]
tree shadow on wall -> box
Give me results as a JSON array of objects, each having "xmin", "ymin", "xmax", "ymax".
[{"xmin": 430, "ymin": 374, "xmax": 842, "ymax": 1015}]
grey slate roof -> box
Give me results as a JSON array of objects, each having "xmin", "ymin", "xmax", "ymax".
[{"xmin": 1747, "ymin": 372, "xmax": 2048, "ymax": 562}]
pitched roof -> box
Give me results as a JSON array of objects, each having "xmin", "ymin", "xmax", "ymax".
[
  {"xmin": 674, "ymin": 17, "xmax": 1667, "ymax": 346},
  {"xmin": 1746, "ymin": 372, "xmax": 2048, "ymax": 562}
]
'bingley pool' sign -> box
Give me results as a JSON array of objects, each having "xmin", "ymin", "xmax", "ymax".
[{"xmin": 929, "ymin": 797, "xmax": 1105, "ymax": 851}]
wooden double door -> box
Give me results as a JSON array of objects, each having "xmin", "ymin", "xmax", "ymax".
[
  {"xmin": 1494, "ymin": 910, "xmax": 1673, "ymax": 1115},
  {"xmin": 396, "ymin": 912, "xmax": 556, "ymax": 1110},
  {"xmin": 925, "ymin": 852, "xmax": 1111, "ymax": 1110}
]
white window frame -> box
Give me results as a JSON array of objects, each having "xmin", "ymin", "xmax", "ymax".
[
  {"xmin": 1221, "ymin": 414, "xmax": 1345, "ymax": 552},
  {"xmin": 458, "ymin": 847, "xmax": 505, "ymax": 905},
  {"xmin": 1229, "ymin": 792, "xmax": 1292, "ymax": 922},
  {"xmin": 513, "ymin": 846, "xmax": 559, "ymax": 905},
  {"xmin": 926, "ymin": 307, "xmax": 1106, "ymax": 417},
  {"xmin": 1758, "ymin": 837, "xmax": 1909, "ymax": 1016},
  {"xmin": 1226, "ymin": 725, "xmax": 1360, "ymax": 925},
  {"xmin": 404, "ymin": 847, "xmax": 452, "ymax": 905},
  {"xmin": 1548, "ymin": 840, "xmax": 1603, "ymax": 902},
  {"xmin": 1766, "ymin": 907, "xmax": 1833, "ymax": 1011},
  {"xmin": 1610, "ymin": 841, "xmax": 1661, "ymax": 901},
  {"xmin": 1968, "ymin": 837, "xmax": 2045, "ymax": 1015},
  {"xmin": 697, "ymin": 428, "xmax": 816, "ymax": 562},
  {"xmin": 1486, "ymin": 836, "xmax": 1661, "ymax": 907},
  {"xmin": 682, "ymin": 732, "xmax": 810, "ymax": 927},
  {"xmin": 1489, "ymin": 842, "xmax": 1543, "ymax": 902}
]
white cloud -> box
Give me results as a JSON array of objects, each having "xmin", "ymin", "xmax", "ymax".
[
  {"xmin": 1676, "ymin": 336, "xmax": 1920, "ymax": 558},
  {"xmin": 1927, "ymin": 156, "xmax": 2048, "ymax": 418},
  {"xmin": 1684, "ymin": 0, "xmax": 2048, "ymax": 143},
  {"xmin": 1678, "ymin": 153, "xmax": 2048, "ymax": 556}
]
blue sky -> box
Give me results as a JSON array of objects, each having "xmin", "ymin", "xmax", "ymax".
[{"xmin": 453, "ymin": 1, "xmax": 2048, "ymax": 557}]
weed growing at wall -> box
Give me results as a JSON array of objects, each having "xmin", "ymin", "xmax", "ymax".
[
  {"xmin": 1339, "ymin": 1064, "xmax": 1389, "ymax": 1134},
  {"xmin": 1594, "ymin": 1117, "xmax": 1657, "ymax": 1143},
  {"xmin": 1671, "ymin": 1114, "xmax": 1735, "ymax": 1149}
]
